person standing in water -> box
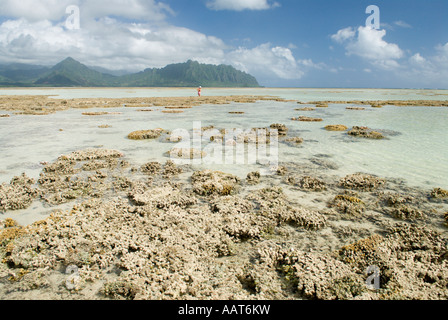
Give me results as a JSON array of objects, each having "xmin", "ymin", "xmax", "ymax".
[{"xmin": 197, "ymin": 86, "xmax": 202, "ymax": 97}]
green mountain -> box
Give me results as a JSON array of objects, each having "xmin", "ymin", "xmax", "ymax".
[
  {"xmin": 1, "ymin": 57, "xmax": 260, "ymax": 87},
  {"xmin": 121, "ymin": 60, "xmax": 259, "ymax": 87},
  {"xmin": 35, "ymin": 58, "xmax": 118, "ymax": 87},
  {"xmin": 0, "ymin": 63, "xmax": 50, "ymax": 85}
]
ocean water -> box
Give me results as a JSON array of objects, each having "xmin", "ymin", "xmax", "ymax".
[
  {"xmin": 0, "ymin": 88, "xmax": 447, "ymax": 192},
  {"xmin": 1, "ymin": 87, "xmax": 448, "ymax": 101}
]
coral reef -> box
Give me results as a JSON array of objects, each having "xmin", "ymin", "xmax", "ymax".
[
  {"xmin": 162, "ymin": 110, "xmax": 184, "ymax": 114},
  {"xmin": 298, "ymin": 176, "xmax": 327, "ymax": 191},
  {"xmin": 1, "ymin": 142, "xmax": 447, "ymax": 300},
  {"xmin": 346, "ymin": 107, "xmax": 366, "ymax": 110},
  {"xmin": 287, "ymin": 176, "xmax": 326, "ymax": 192},
  {"xmin": 191, "ymin": 170, "xmax": 240, "ymax": 196},
  {"xmin": 348, "ymin": 127, "xmax": 384, "ymax": 139},
  {"xmin": 379, "ymin": 192, "xmax": 425, "ymax": 221},
  {"xmin": 431, "ymin": 188, "xmax": 448, "ymax": 199},
  {"xmin": 141, "ymin": 162, "xmax": 161, "ymax": 175},
  {"xmin": 246, "ymin": 171, "xmax": 261, "ymax": 185},
  {"xmin": 337, "ymin": 224, "xmax": 448, "ymax": 299},
  {"xmin": 308, "ymin": 100, "xmax": 448, "ymax": 107},
  {"xmin": 295, "ymin": 107, "xmax": 315, "ymax": 111},
  {"xmin": 292, "ymin": 116, "xmax": 323, "ymax": 122},
  {"xmin": 167, "ymin": 148, "xmax": 206, "ymax": 160},
  {"xmin": 329, "ymin": 192, "xmax": 365, "ymax": 217},
  {"xmin": 284, "ymin": 137, "xmax": 304, "ymax": 146},
  {"xmin": 82, "ymin": 112, "xmax": 121, "ymax": 116},
  {"xmin": 270, "ymin": 124, "xmax": 288, "ymax": 136},
  {"xmin": 0, "ymin": 174, "xmax": 38, "ymax": 212},
  {"xmin": 325, "ymin": 125, "xmax": 348, "ymax": 131},
  {"xmin": 339, "ymin": 173, "xmax": 386, "ymax": 191},
  {"xmin": 128, "ymin": 129, "xmax": 165, "ymax": 140}
]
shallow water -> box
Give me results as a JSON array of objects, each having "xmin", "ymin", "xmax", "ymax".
[
  {"xmin": 1, "ymin": 87, "xmax": 448, "ymax": 101},
  {"xmin": 0, "ymin": 89, "xmax": 448, "ymax": 189},
  {"xmin": 1, "ymin": 88, "xmax": 447, "ymax": 191}
]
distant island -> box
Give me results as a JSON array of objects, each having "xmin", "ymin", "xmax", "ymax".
[{"xmin": 0, "ymin": 58, "xmax": 260, "ymax": 88}]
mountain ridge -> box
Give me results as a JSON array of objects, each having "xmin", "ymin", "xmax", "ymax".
[{"xmin": 0, "ymin": 58, "xmax": 260, "ymax": 88}]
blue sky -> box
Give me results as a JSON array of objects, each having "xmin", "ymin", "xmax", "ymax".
[{"xmin": 0, "ymin": 0, "xmax": 447, "ymax": 88}]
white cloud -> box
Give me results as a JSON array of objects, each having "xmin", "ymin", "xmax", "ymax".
[
  {"xmin": 409, "ymin": 53, "xmax": 427, "ymax": 65},
  {"xmin": 394, "ymin": 20, "xmax": 412, "ymax": 29},
  {"xmin": 206, "ymin": 0, "xmax": 280, "ymax": 11},
  {"xmin": 403, "ymin": 44, "xmax": 448, "ymax": 87},
  {"xmin": 331, "ymin": 27, "xmax": 356, "ymax": 43},
  {"xmin": 332, "ymin": 26, "xmax": 404, "ymax": 70},
  {"xmin": 0, "ymin": 17, "xmax": 227, "ymax": 71},
  {"xmin": 225, "ymin": 43, "xmax": 304, "ymax": 80},
  {"xmin": 0, "ymin": 0, "xmax": 172, "ymax": 22}
]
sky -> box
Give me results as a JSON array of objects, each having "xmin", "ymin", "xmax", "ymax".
[{"xmin": 0, "ymin": 0, "xmax": 447, "ymax": 88}]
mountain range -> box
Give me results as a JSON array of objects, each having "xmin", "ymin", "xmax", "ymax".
[{"xmin": 0, "ymin": 58, "xmax": 260, "ymax": 88}]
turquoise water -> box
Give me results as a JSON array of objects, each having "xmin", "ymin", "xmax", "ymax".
[{"xmin": 0, "ymin": 88, "xmax": 447, "ymax": 190}]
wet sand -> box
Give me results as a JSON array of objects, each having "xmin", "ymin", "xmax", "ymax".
[{"xmin": 1, "ymin": 95, "xmax": 448, "ymax": 300}]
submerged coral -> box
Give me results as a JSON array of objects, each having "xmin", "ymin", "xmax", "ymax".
[
  {"xmin": 431, "ymin": 188, "xmax": 448, "ymax": 199},
  {"xmin": 339, "ymin": 173, "xmax": 386, "ymax": 191},
  {"xmin": 295, "ymin": 107, "xmax": 315, "ymax": 111},
  {"xmin": 246, "ymin": 171, "xmax": 261, "ymax": 185},
  {"xmin": 191, "ymin": 170, "xmax": 240, "ymax": 196},
  {"xmin": 284, "ymin": 137, "xmax": 304, "ymax": 146},
  {"xmin": 348, "ymin": 127, "xmax": 384, "ymax": 140},
  {"xmin": 270, "ymin": 124, "xmax": 288, "ymax": 136},
  {"xmin": 325, "ymin": 125, "xmax": 348, "ymax": 131},
  {"xmin": 127, "ymin": 129, "xmax": 165, "ymax": 140},
  {"xmin": 292, "ymin": 116, "xmax": 323, "ymax": 122},
  {"xmin": 346, "ymin": 107, "xmax": 365, "ymax": 110},
  {"xmin": 0, "ymin": 174, "xmax": 38, "ymax": 212},
  {"xmin": 167, "ymin": 148, "xmax": 206, "ymax": 159},
  {"xmin": 329, "ymin": 192, "xmax": 365, "ymax": 217}
]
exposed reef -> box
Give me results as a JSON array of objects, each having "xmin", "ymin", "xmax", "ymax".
[
  {"xmin": 348, "ymin": 127, "xmax": 385, "ymax": 140},
  {"xmin": 0, "ymin": 174, "xmax": 38, "ymax": 212},
  {"xmin": 339, "ymin": 173, "xmax": 386, "ymax": 191},
  {"xmin": 127, "ymin": 129, "xmax": 165, "ymax": 140},
  {"xmin": 0, "ymin": 151, "xmax": 447, "ymax": 300},
  {"xmin": 292, "ymin": 116, "xmax": 323, "ymax": 122},
  {"xmin": 325, "ymin": 125, "xmax": 348, "ymax": 131}
]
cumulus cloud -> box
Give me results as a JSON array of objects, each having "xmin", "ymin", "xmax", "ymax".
[
  {"xmin": 332, "ymin": 26, "xmax": 404, "ymax": 70},
  {"xmin": 404, "ymin": 43, "xmax": 448, "ymax": 88},
  {"xmin": 0, "ymin": 0, "xmax": 172, "ymax": 22},
  {"xmin": 206, "ymin": 0, "xmax": 280, "ymax": 11},
  {"xmin": 225, "ymin": 43, "xmax": 304, "ymax": 80},
  {"xmin": 0, "ymin": 16, "xmax": 227, "ymax": 71},
  {"xmin": 331, "ymin": 27, "xmax": 356, "ymax": 43}
]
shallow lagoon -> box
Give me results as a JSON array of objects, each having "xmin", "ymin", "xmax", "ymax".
[{"xmin": 1, "ymin": 88, "xmax": 447, "ymax": 190}]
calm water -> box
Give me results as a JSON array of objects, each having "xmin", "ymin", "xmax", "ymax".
[{"xmin": 1, "ymin": 88, "xmax": 447, "ymax": 192}]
